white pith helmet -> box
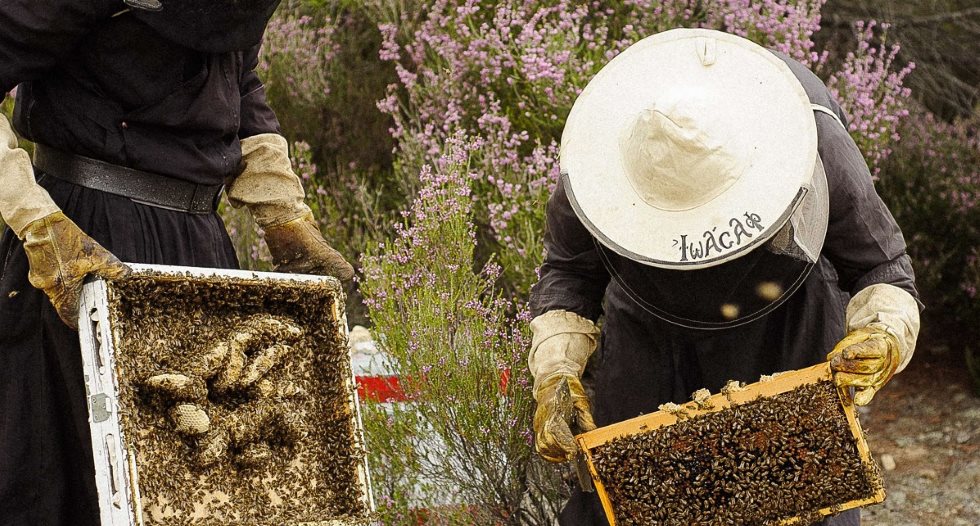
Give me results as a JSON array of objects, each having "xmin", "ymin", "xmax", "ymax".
[{"xmin": 560, "ymin": 28, "xmax": 829, "ymax": 272}]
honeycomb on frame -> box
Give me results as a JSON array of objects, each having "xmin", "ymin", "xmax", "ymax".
[
  {"xmin": 576, "ymin": 363, "xmax": 884, "ymax": 526},
  {"xmin": 79, "ymin": 264, "xmax": 374, "ymax": 526}
]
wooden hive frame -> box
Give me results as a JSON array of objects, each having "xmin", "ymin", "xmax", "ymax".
[{"xmin": 575, "ymin": 363, "xmax": 884, "ymax": 525}]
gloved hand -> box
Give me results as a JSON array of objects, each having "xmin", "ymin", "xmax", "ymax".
[
  {"xmin": 227, "ymin": 133, "xmax": 354, "ymax": 283},
  {"xmin": 3, "ymin": 113, "xmax": 126, "ymax": 327},
  {"xmin": 21, "ymin": 211, "xmax": 130, "ymax": 328},
  {"xmin": 534, "ymin": 374, "xmax": 597, "ymax": 463},
  {"xmin": 829, "ymin": 283, "xmax": 921, "ymax": 406},
  {"xmin": 827, "ymin": 324, "xmax": 900, "ymax": 406},
  {"xmin": 262, "ymin": 211, "xmax": 354, "ymax": 282},
  {"xmin": 529, "ymin": 310, "xmax": 600, "ymax": 463}
]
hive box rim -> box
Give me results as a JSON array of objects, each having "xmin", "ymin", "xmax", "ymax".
[
  {"xmin": 575, "ymin": 362, "xmax": 884, "ymax": 526},
  {"xmin": 120, "ymin": 262, "xmax": 345, "ymax": 289},
  {"xmin": 78, "ymin": 263, "xmax": 375, "ymax": 526}
]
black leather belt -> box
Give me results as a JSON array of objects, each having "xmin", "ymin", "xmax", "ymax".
[{"xmin": 33, "ymin": 145, "xmax": 223, "ymax": 214}]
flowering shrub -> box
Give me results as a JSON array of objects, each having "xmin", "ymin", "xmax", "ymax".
[
  {"xmin": 700, "ymin": 0, "xmax": 828, "ymax": 66},
  {"xmin": 875, "ymin": 108, "xmax": 980, "ymax": 388},
  {"xmin": 358, "ymin": 137, "xmax": 560, "ymax": 524},
  {"xmin": 258, "ymin": 12, "xmax": 338, "ymax": 105},
  {"xmin": 241, "ymin": 1, "xmax": 915, "ymax": 295},
  {"xmin": 371, "ymin": 0, "xmax": 910, "ymax": 296},
  {"xmin": 375, "ymin": 0, "xmax": 612, "ymax": 294},
  {"xmin": 827, "ymin": 20, "xmax": 915, "ymax": 177}
]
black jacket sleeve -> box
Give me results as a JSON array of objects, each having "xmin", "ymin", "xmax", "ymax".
[
  {"xmin": 775, "ymin": 50, "xmax": 920, "ymax": 306},
  {"xmin": 238, "ymin": 42, "xmax": 281, "ymax": 138},
  {"xmin": 0, "ymin": 0, "xmax": 119, "ymax": 94},
  {"xmin": 529, "ymin": 177, "xmax": 611, "ymax": 321},
  {"xmin": 816, "ymin": 105, "xmax": 920, "ymax": 305}
]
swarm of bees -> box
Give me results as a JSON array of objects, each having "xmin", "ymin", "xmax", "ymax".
[
  {"xmin": 106, "ymin": 272, "xmax": 369, "ymax": 525},
  {"xmin": 591, "ymin": 381, "xmax": 881, "ymax": 526}
]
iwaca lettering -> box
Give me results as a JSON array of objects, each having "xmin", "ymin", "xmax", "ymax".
[{"xmin": 675, "ymin": 212, "xmax": 764, "ymax": 262}]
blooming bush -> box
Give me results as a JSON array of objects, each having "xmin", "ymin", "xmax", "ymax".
[
  {"xmin": 875, "ymin": 108, "xmax": 980, "ymax": 389},
  {"xmin": 375, "ymin": 0, "xmax": 611, "ymax": 295},
  {"xmin": 358, "ymin": 137, "xmax": 560, "ymax": 524},
  {"xmin": 242, "ymin": 0, "xmax": 916, "ymax": 295},
  {"xmin": 370, "ymin": 0, "xmax": 911, "ymax": 297},
  {"xmin": 259, "ymin": 12, "xmax": 339, "ymax": 105},
  {"xmin": 827, "ymin": 20, "xmax": 915, "ymax": 176}
]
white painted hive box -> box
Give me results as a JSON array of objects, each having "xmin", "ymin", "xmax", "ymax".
[{"xmin": 78, "ymin": 264, "xmax": 374, "ymax": 526}]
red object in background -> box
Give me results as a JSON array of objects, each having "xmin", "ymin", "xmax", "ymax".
[
  {"xmin": 499, "ymin": 368, "xmax": 511, "ymax": 392},
  {"xmin": 356, "ymin": 369, "xmax": 513, "ymax": 403},
  {"xmin": 356, "ymin": 374, "xmax": 407, "ymax": 403}
]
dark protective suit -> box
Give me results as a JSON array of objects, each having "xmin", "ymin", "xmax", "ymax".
[
  {"xmin": 530, "ymin": 54, "xmax": 919, "ymax": 526},
  {"xmin": 0, "ymin": 1, "xmax": 280, "ymax": 524}
]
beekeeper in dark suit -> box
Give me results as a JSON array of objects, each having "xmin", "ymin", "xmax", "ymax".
[
  {"xmin": 527, "ymin": 29, "xmax": 920, "ymax": 525},
  {"xmin": 0, "ymin": 1, "xmax": 353, "ymax": 524}
]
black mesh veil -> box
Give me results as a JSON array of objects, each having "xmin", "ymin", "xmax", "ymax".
[{"xmin": 570, "ymin": 156, "xmax": 830, "ymax": 330}]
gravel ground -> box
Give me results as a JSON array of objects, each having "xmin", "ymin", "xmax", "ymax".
[{"xmin": 859, "ymin": 352, "xmax": 980, "ymax": 525}]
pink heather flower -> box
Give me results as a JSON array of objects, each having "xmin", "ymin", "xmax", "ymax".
[
  {"xmin": 378, "ymin": 23, "xmax": 400, "ymax": 61},
  {"xmin": 827, "ymin": 20, "xmax": 914, "ymax": 176},
  {"xmin": 259, "ymin": 12, "xmax": 339, "ymax": 104}
]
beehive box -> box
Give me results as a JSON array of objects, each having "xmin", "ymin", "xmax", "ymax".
[
  {"xmin": 78, "ymin": 264, "xmax": 374, "ymax": 526},
  {"xmin": 576, "ymin": 363, "xmax": 884, "ymax": 525}
]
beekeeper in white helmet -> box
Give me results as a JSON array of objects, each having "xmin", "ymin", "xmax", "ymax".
[{"xmin": 528, "ymin": 28, "xmax": 920, "ymax": 526}]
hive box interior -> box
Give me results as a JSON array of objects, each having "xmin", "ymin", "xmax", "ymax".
[
  {"xmin": 79, "ymin": 264, "xmax": 373, "ymax": 526},
  {"xmin": 576, "ymin": 363, "xmax": 884, "ymax": 526}
]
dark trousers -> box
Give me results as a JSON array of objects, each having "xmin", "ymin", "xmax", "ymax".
[{"xmin": 0, "ymin": 174, "xmax": 237, "ymax": 526}]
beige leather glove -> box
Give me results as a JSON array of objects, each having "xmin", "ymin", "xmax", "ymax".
[
  {"xmin": 529, "ymin": 310, "xmax": 600, "ymax": 463},
  {"xmin": 227, "ymin": 133, "xmax": 354, "ymax": 282},
  {"xmin": 828, "ymin": 284, "xmax": 920, "ymax": 405},
  {"xmin": 22, "ymin": 212, "xmax": 130, "ymax": 328},
  {"xmin": 262, "ymin": 211, "xmax": 354, "ymax": 282},
  {"xmin": 3, "ymin": 112, "xmax": 130, "ymax": 327},
  {"xmin": 534, "ymin": 374, "xmax": 597, "ymax": 463}
]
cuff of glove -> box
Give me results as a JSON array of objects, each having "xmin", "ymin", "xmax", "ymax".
[
  {"xmin": 0, "ymin": 115, "xmax": 61, "ymax": 236},
  {"xmin": 528, "ymin": 310, "xmax": 599, "ymax": 393},
  {"xmin": 530, "ymin": 310, "xmax": 599, "ymax": 348},
  {"xmin": 845, "ymin": 283, "xmax": 920, "ymax": 373},
  {"xmin": 227, "ymin": 133, "xmax": 311, "ymax": 228}
]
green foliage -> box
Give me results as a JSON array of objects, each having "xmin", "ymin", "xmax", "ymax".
[{"xmin": 358, "ymin": 139, "xmax": 560, "ymax": 524}]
